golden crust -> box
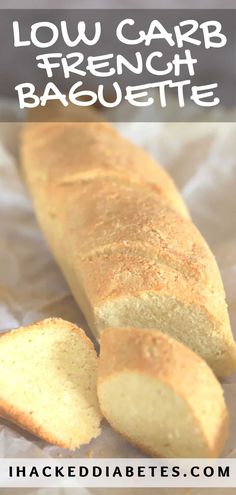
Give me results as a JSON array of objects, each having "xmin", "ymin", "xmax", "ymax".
[
  {"xmin": 21, "ymin": 122, "xmax": 189, "ymax": 218},
  {"xmin": 98, "ymin": 327, "xmax": 229, "ymax": 458},
  {"xmin": 41, "ymin": 176, "xmax": 224, "ymax": 291},
  {"xmin": 0, "ymin": 317, "xmax": 95, "ymax": 351}
]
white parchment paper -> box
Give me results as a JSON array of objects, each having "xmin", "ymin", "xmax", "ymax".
[{"xmin": 0, "ymin": 99, "xmax": 236, "ymax": 495}]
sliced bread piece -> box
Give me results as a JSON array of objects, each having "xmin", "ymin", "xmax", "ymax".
[
  {"xmin": 0, "ymin": 318, "xmax": 102, "ymax": 450},
  {"xmin": 97, "ymin": 327, "xmax": 229, "ymax": 458}
]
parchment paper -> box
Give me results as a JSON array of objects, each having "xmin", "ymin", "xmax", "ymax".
[{"xmin": 0, "ymin": 98, "xmax": 236, "ymax": 495}]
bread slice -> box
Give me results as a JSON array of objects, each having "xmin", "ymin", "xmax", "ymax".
[
  {"xmin": 0, "ymin": 318, "xmax": 102, "ymax": 450},
  {"xmin": 98, "ymin": 327, "xmax": 229, "ymax": 458}
]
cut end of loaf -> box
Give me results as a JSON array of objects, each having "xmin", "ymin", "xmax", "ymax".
[
  {"xmin": 98, "ymin": 327, "xmax": 229, "ymax": 458},
  {"xmin": 0, "ymin": 318, "xmax": 102, "ymax": 450},
  {"xmin": 94, "ymin": 290, "xmax": 236, "ymax": 378}
]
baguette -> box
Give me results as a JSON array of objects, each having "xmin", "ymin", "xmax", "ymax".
[
  {"xmin": 20, "ymin": 121, "xmax": 236, "ymax": 376},
  {"xmin": 98, "ymin": 327, "xmax": 228, "ymax": 458},
  {"xmin": 0, "ymin": 318, "xmax": 102, "ymax": 449}
]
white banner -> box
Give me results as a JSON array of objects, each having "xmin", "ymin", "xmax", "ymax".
[{"xmin": 0, "ymin": 458, "xmax": 235, "ymax": 488}]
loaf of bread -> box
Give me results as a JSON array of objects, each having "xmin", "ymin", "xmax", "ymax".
[
  {"xmin": 98, "ymin": 327, "xmax": 228, "ymax": 458},
  {"xmin": 20, "ymin": 121, "xmax": 236, "ymax": 376},
  {"xmin": 0, "ymin": 318, "xmax": 102, "ymax": 449}
]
